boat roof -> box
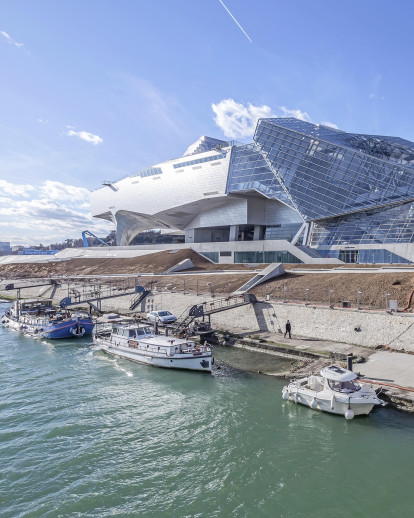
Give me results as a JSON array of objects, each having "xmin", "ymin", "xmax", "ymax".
[
  {"xmin": 19, "ymin": 298, "xmax": 53, "ymax": 304},
  {"xmin": 320, "ymin": 365, "xmax": 357, "ymax": 381}
]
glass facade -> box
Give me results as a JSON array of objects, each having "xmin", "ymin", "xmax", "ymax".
[
  {"xmin": 254, "ymin": 118, "xmax": 414, "ymax": 221},
  {"xmin": 265, "ymin": 224, "xmax": 302, "ymax": 241},
  {"xmin": 234, "ymin": 251, "xmax": 302, "ymax": 264},
  {"xmin": 310, "ymin": 202, "xmax": 414, "ymax": 246},
  {"xmin": 252, "ymin": 118, "xmax": 414, "ymax": 249},
  {"xmin": 227, "ymin": 143, "xmax": 292, "ymax": 206},
  {"xmin": 173, "ymin": 153, "xmax": 227, "ymax": 169}
]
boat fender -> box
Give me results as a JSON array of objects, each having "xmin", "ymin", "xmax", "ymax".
[
  {"xmin": 212, "ymin": 357, "xmax": 215, "ymax": 365},
  {"xmin": 345, "ymin": 409, "xmax": 355, "ymax": 420},
  {"xmin": 345, "ymin": 398, "xmax": 354, "ymax": 419},
  {"xmin": 34, "ymin": 329, "xmax": 38, "ymax": 334},
  {"xmin": 282, "ymin": 389, "xmax": 289, "ymax": 400},
  {"xmin": 310, "ymin": 397, "xmax": 318, "ymax": 409},
  {"xmin": 294, "ymin": 391, "xmax": 299, "ymax": 403},
  {"xmin": 330, "ymin": 394, "xmax": 335, "ymax": 410}
]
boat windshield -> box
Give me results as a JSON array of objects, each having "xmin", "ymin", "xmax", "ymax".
[
  {"xmin": 128, "ymin": 327, "xmax": 153, "ymax": 338},
  {"xmin": 328, "ymin": 380, "xmax": 361, "ymax": 393}
]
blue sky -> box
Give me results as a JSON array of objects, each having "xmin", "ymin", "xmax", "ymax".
[{"xmin": 1, "ymin": 0, "xmax": 414, "ymax": 246}]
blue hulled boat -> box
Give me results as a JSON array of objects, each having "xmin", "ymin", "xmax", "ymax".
[{"xmin": 1, "ymin": 298, "xmax": 94, "ymax": 339}]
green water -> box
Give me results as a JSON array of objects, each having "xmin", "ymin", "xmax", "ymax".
[{"xmin": 1, "ymin": 311, "xmax": 414, "ymax": 517}]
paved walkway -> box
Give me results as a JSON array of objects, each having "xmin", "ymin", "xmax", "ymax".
[{"xmin": 229, "ymin": 328, "xmax": 414, "ymax": 394}]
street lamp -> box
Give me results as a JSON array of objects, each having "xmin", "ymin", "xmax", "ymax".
[
  {"xmin": 283, "ymin": 285, "xmax": 287, "ymax": 303},
  {"xmin": 305, "ymin": 288, "xmax": 309, "ymax": 305},
  {"xmin": 227, "ymin": 282, "xmax": 231, "ymax": 299},
  {"xmin": 329, "ymin": 288, "xmax": 333, "ymax": 308},
  {"xmin": 183, "ymin": 279, "xmax": 186, "ymax": 294},
  {"xmin": 357, "ymin": 290, "xmax": 362, "ymax": 309},
  {"xmin": 385, "ymin": 291, "xmax": 390, "ymax": 310},
  {"xmin": 207, "ymin": 282, "xmax": 213, "ymax": 297}
]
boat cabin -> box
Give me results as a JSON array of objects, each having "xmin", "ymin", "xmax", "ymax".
[
  {"xmin": 13, "ymin": 298, "xmax": 54, "ymax": 316},
  {"xmin": 320, "ymin": 365, "xmax": 361, "ymax": 393},
  {"xmin": 112, "ymin": 325, "xmax": 153, "ymax": 339}
]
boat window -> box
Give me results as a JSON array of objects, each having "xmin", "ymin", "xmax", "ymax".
[
  {"xmin": 137, "ymin": 329, "xmax": 145, "ymax": 336},
  {"xmin": 129, "ymin": 330, "xmax": 136, "ymax": 338},
  {"xmin": 328, "ymin": 380, "xmax": 361, "ymax": 393}
]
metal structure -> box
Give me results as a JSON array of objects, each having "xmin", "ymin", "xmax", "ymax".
[
  {"xmin": 173, "ymin": 293, "xmax": 257, "ymax": 331},
  {"xmin": 82, "ymin": 230, "xmax": 109, "ymax": 247}
]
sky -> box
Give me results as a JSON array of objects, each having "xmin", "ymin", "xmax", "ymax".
[{"xmin": 1, "ymin": 0, "xmax": 414, "ymax": 247}]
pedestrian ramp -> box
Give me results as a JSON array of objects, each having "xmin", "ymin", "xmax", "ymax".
[
  {"xmin": 163, "ymin": 258, "xmax": 195, "ymax": 274},
  {"xmin": 232, "ymin": 263, "xmax": 285, "ymax": 295}
]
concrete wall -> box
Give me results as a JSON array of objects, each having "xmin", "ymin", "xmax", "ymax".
[
  {"xmin": 99, "ymin": 292, "xmax": 414, "ymax": 353},
  {"xmin": 3, "ymin": 284, "xmax": 413, "ymax": 353}
]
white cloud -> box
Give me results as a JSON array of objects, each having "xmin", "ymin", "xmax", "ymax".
[
  {"xmin": 279, "ymin": 106, "xmax": 311, "ymax": 122},
  {"xmin": 0, "ymin": 30, "xmax": 24, "ymax": 48},
  {"xmin": 0, "ymin": 179, "xmax": 113, "ymax": 246},
  {"xmin": 320, "ymin": 121, "xmax": 339, "ymax": 129},
  {"xmin": 0, "ymin": 179, "xmax": 34, "ymax": 198},
  {"xmin": 39, "ymin": 180, "xmax": 90, "ymax": 204},
  {"xmin": 67, "ymin": 129, "xmax": 103, "ymax": 145},
  {"xmin": 212, "ymin": 98, "xmax": 338, "ymax": 137},
  {"xmin": 212, "ymin": 98, "xmax": 276, "ymax": 138}
]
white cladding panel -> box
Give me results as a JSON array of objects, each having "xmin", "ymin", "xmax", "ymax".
[{"xmin": 91, "ymin": 152, "xmax": 230, "ymax": 221}]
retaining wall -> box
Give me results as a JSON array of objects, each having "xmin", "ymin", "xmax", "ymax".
[{"xmin": 2, "ymin": 284, "xmax": 414, "ymax": 353}]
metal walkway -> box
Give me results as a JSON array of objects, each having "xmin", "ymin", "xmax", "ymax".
[{"xmin": 174, "ymin": 293, "xmax": 257, "ymax": 330}]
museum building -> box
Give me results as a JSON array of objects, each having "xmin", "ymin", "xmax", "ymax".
[{"xmin": 90, "ymin": 118, "xmax": 414, "ymax": 264}]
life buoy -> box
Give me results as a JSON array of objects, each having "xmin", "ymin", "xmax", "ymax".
[{"xmin": 70, "ymin": 326, "xmax": 86, "ymax": 337}]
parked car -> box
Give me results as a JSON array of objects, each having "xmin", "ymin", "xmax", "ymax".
[{"xmin": 146, "ymin": 310, "xmax": 177, "ymax": 324}]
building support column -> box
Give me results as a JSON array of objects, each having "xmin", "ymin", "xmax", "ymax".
[
  {"xmin": 253, "ymin": 225, "xmax": 263, "ymax": 241},
  {"xmin": 229, "ymin": 225, "xmax": 239, "ymax": 242}
]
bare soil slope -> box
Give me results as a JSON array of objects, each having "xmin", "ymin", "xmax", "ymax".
[{"xmin": 1, "ymin": 249, "xmax": 414, "ymax": 309}]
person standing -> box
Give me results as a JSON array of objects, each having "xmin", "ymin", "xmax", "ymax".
[{"xmin": 284, "ymin": 320, "xmax": 292, "ymax": 339}]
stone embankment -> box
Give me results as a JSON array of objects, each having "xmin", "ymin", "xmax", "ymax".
[{"xmin": 1, "ymin": 281, "xmax": 414, "ymax": 412}]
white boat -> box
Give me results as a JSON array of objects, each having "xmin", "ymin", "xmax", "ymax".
[
  {"xmin": 282, "ymin": 365, "xmax": 384, "ymax": 419},
  {"xmin": 95, "ymin": 322, "xmax": 213, "ymax": 373}
]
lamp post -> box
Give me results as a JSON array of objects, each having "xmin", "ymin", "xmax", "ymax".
[
  {"xmin": 207, "ymin": 282, "xmax": 213, "ymax": 297},
  {"xmin": 183, "ymin": 279, "xmax": 186, "ymax": 294},
  {"xmin": 329, "ymin": 288, "xmax": 333, "ymax": 308},
  {"xmin": 227, "ymin": 282, "xmax": 231, "ymax": 299},
  {"xmin": 357, "ymin": 290, "xmax": 362, "ymax": 309},
  {"xmin": 265, "ymin": 284, "xmax": 269, "ymax": 301},
  {"xmin": 283, "ymin": 285, "xmax": 287, "ymax": 303},
  {"xmin": 196, "ymin": 279, "xmax": 199, "ymax": 296},
  {"xmin": 385, "ymin": 291, "xmax": 390, "ymax": 310},
  {"xmin": 305, "ymin": 288, "xmax": 309, "ymax": 305}
]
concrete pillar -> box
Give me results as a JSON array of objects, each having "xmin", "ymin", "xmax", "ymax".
[
  {"xmin": 185, "ymin": 229, "xmax": 194, "ymax": 243},
  {"xmin": 229, "ymin": 225, "xmax": 239, "ymax": 242},
  {"xmin": 253, "ymin": 225, "xmax": 263, "ymax": 241}
]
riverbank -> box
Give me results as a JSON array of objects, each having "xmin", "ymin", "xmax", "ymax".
[
  {"xmin": 213, "ymin": 330, "xmax": 414, "ymax": 413},
  {"xmin": 1, "ymin": 280, "xmax": 414, "ymax": 412}
]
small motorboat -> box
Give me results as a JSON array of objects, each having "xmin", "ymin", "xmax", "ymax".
[{"xmin": 282, "ymin": 365, "xmax": 384, "ymax": 419}]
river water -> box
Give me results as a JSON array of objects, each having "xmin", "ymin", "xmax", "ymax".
[{"xmin": 1, "ymin": 310, "xmax": 414, "ymax": 518}]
